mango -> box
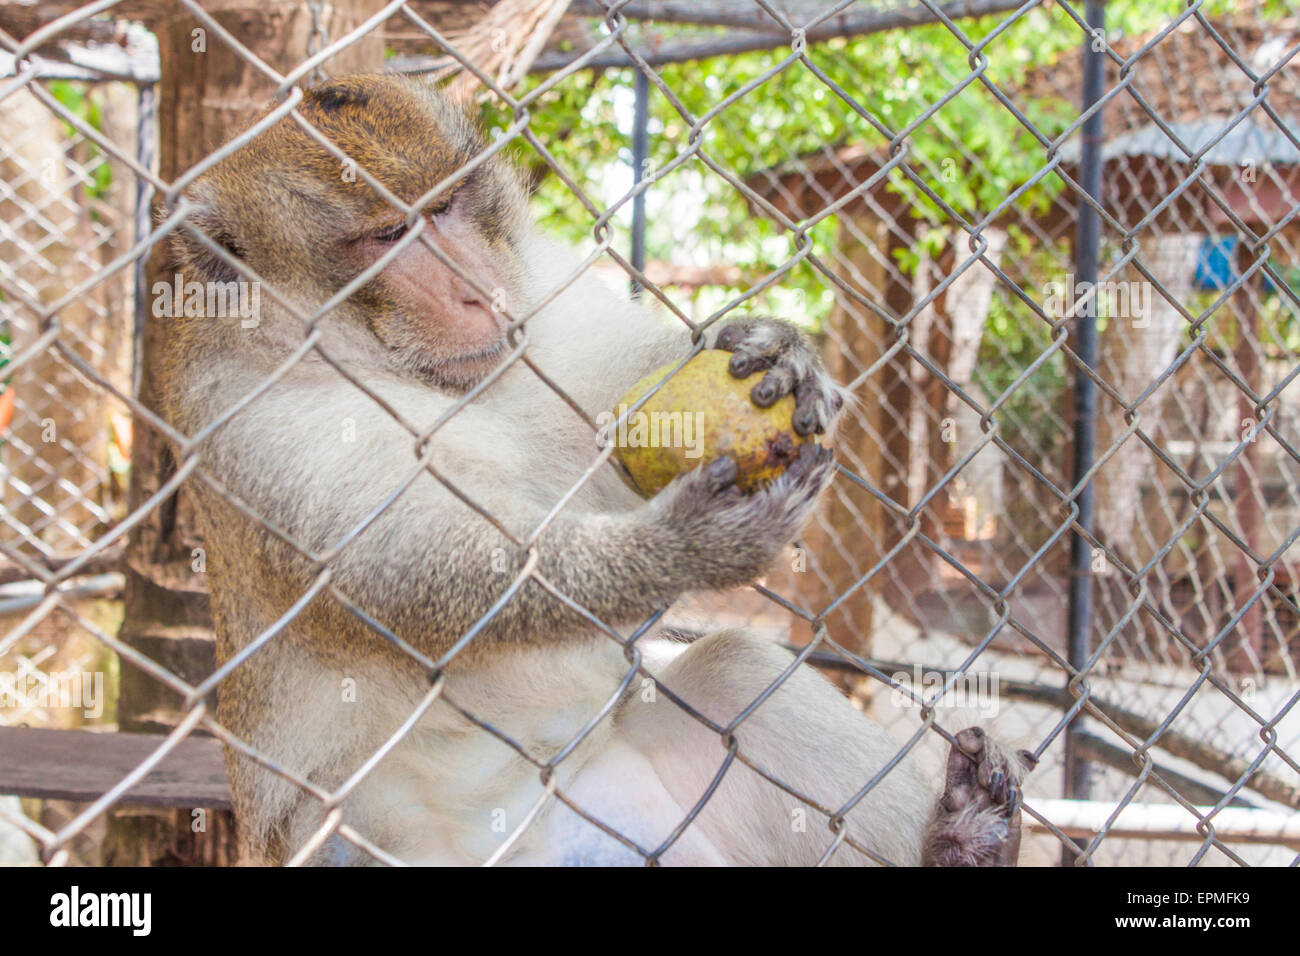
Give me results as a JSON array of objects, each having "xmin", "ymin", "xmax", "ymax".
[{"xmin": 607, "ymin": 349, "xmax": 818, "ymax": 496}]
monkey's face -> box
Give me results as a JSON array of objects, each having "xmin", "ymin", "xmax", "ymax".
[
  {"xmin": 348, "ymin": 178, "xmax": 514, "ymax": 388},
  {"xmin": 173, "ymin": 75, "xmax": 529, "ymax": 390}
]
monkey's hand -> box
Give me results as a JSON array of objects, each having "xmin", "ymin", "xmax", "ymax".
[
  {"xmin": 713, "ymin": 317, "xmax": 847, "ymax": 436},
  {"xmin": 648, "ymin": 443, "xmax": 835, "ymax": 591}
]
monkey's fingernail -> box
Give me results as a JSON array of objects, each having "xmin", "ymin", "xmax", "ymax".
[
  {"xmin": 729, "ymin": 353, "xmax": 753, "ymax": 378},
  {"xmin": 989, "ymin": 770, "xmax": 1006, "ymax": 798},
  {"xmin": 751, "ymin": 381, "xmax": 777, "ymax": 406},
  {"xmin": 793, "ymin": 407, "xmax": 817, "ymax": 435}
]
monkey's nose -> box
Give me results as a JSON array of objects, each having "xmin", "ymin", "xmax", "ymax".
[{"xmin": 457, "ymin": 282, "xmax": 486, "ymax": 307}]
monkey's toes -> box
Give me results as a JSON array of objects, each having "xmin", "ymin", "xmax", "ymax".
[
  {"xmin": 948, "ymin": 728, "xmax": 1031, "ymax": 814},
  {"xmin": 924, "ymin": 727, "xmax": 1034, "ymax": 867}
]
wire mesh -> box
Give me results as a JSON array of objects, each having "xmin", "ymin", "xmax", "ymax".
[{"xmin": 0, "ymin": 0, "xmax": 1297, "ymax": 867}]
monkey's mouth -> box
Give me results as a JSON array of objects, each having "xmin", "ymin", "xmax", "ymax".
[
  {"xmin": 442, "ymin": 339, "xmax": 508, "ymax": 367},
  {"xmin": 409, "ymin": 338, "xmax": 510, "ymax": 390}
]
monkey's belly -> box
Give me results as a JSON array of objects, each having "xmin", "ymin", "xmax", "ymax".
[
  {"xmin": 521, "ymin": 740, "xmax": 730, "ymax": 866},
  {"xmin": 323, "ymin": 640, "xmax": 653, "ymax": 865}
]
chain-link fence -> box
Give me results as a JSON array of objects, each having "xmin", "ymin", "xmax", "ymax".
[{"xmin": 0, "ymin": 0, "xmax": 1297, "ymax": 867}]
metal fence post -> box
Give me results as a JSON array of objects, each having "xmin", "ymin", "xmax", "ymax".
[
  {"xmin": 629, "ymin": 69, "xmax": 650, "ymax": 298},
  {"xmin": 1063, "ymin": 0, "xmax": 1106, "ymax": 864}
]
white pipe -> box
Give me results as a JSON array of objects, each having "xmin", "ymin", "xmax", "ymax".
[{"xmin": 1025, "ymin": 798, "xmax": 1300, "ymax": 849}]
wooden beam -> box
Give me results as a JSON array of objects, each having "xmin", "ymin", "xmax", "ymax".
[
  {"xmin": 570, "ymin": 0, "xmax": 1023, "ymax": 31},
  {"xmin": 0, "ymin": 727, "xmax": 231, "ymax": 810}
]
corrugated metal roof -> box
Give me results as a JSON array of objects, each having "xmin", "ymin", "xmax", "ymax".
[{"xmin": 1060, "ymin": 118, "xmax": 1300, "ymax": 166}]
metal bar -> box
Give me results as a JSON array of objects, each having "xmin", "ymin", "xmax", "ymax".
[
  {"xmin": 132, "ymin": 82, "xmax": 156, "ymax": 401},
  {"xmin": 629, "ymin": 69, "xmax": 649, "ymax": 298},
  {"xmin": 524, "ymin": 0, "xmax": 1031, "ymax": 73},
  {"xmin": 1063, "ymin": 0, "xmax": 1106, "ymax": 865},
  {"xmin": 0, "ymin": 574, "xmax": 124, "ymax": 617}
]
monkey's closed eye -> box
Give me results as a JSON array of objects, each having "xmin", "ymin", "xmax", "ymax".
[
  {"xmin": 371, "ymin": 222, "xmax": 410, "ymax": 244},
  {"xmin": 369, "ymin": 194, "xmax": 457, "ymax": 244}
]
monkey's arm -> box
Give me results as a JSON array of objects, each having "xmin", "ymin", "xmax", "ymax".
[{"xmin": 200, "ymin": 378, "xmax": 833, "ymax": 656}]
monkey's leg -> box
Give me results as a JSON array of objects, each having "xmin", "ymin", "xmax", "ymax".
[
  {"xmin": 618, "ymin": 629, "xmax": 932, "ymax": 866},
  {"xmin": 922, "ymin": 727, "xmax": 1034, "ymax": 866}
]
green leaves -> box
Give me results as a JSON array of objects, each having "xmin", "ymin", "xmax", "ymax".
[{"xmin": 487, "ymin": 1, "xmax": 1289, "ymax": 340}]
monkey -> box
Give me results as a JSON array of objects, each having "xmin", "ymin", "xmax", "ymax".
[{"xmin": 160, "ymin": 73, "xmax": 1030, "ymax": 866}]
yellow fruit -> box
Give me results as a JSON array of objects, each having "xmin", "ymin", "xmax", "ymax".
[{"xmin": 608, "ymin": 349, "xmax": 817, "ymax": 496}]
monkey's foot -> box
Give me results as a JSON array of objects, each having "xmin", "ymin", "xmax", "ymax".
[{"xmin": 922, "ymin": 727, "xmax": 1034, "ymax": 867}]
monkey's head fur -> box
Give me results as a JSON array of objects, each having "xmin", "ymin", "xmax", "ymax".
[{"xmin": 166, "ymin": 74, "xmax": 532, "ymax": 398}]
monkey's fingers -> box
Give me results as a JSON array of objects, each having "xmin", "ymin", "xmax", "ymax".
[
  {"xmin": 926, "ymin": 728, "xmax": 1029, "ymax": 866},
  {"xmin": 792, "ymin": 379, "xmax": 843, "ymax": 436},
  {"xmin": 713, "ymin": 317, "xmax": 843, "ymax": 436},
  {"xmin": 714, "ymin": 317, "xmax": 787, "ymax": 355},
  {"xmin": 715, "ymin": 318, "xmax": 798, "ymax": 377},
  {"xmin": 750, "ymin": 366, "xmax": 795, "ymax": 408},
  {"xmin": 965, "ymin": 730, "xmax": 1033, "ymax": 819},
  {"xmin": 727, "ymin": 346, "xmax": 781, "ymax": 380},
  {"xmin": 747, "ymin": 365, "xmax": 838, "ymax": 436},
  {"xmin": 702, "ymin": 455, "xmax": 740, "ymax": 491},
  {"xmin": 938, "ymin": 733, "xmax": 982, "ymax": 813},
  {"xmin": 713, "ymin": 319, "xmax": 752, "ymax": 352},
  {"xmin": 782, "ymin": 442, "xmax": 834, "ymax": 485}
]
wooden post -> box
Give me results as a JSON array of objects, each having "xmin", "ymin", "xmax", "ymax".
[
  {"xmin": 1229, "ymin": 239, "xmax": 1263, "ymax": 669},
  {"xmin": 774, "ymin": 213, "xmax": 894, "ymax": 674}
]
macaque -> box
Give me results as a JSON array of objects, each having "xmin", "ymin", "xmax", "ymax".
[{"xmin": 162, "ymin": 74, "xmax": 1029, "ymax": 866}]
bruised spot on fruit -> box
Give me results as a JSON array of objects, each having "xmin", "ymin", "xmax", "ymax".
[
  {"xmin": 609, "ymin": 349, "xmax": 828, "ymax": 497},
  {"xmin": 767, "ymin": 432, "xmax": 797, "ymax": 465}
]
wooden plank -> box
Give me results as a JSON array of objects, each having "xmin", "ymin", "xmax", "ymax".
[{"xmin": 0, "ymin": 727, "xmax": 231, "ymax": 810}]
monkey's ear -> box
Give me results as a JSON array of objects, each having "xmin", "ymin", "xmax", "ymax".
[{"xmin": 170, "ymin": 179, "xmax": 244, "ymax": 286}]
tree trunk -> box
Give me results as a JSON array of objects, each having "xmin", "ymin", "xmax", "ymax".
[
  {"xmin": 939, "ymin": 228, "xmax": 1006, "ymax": 541},
  {"xmin": 1095, "ymin": 233, "xmax": 1200, "ymax": 566}
]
